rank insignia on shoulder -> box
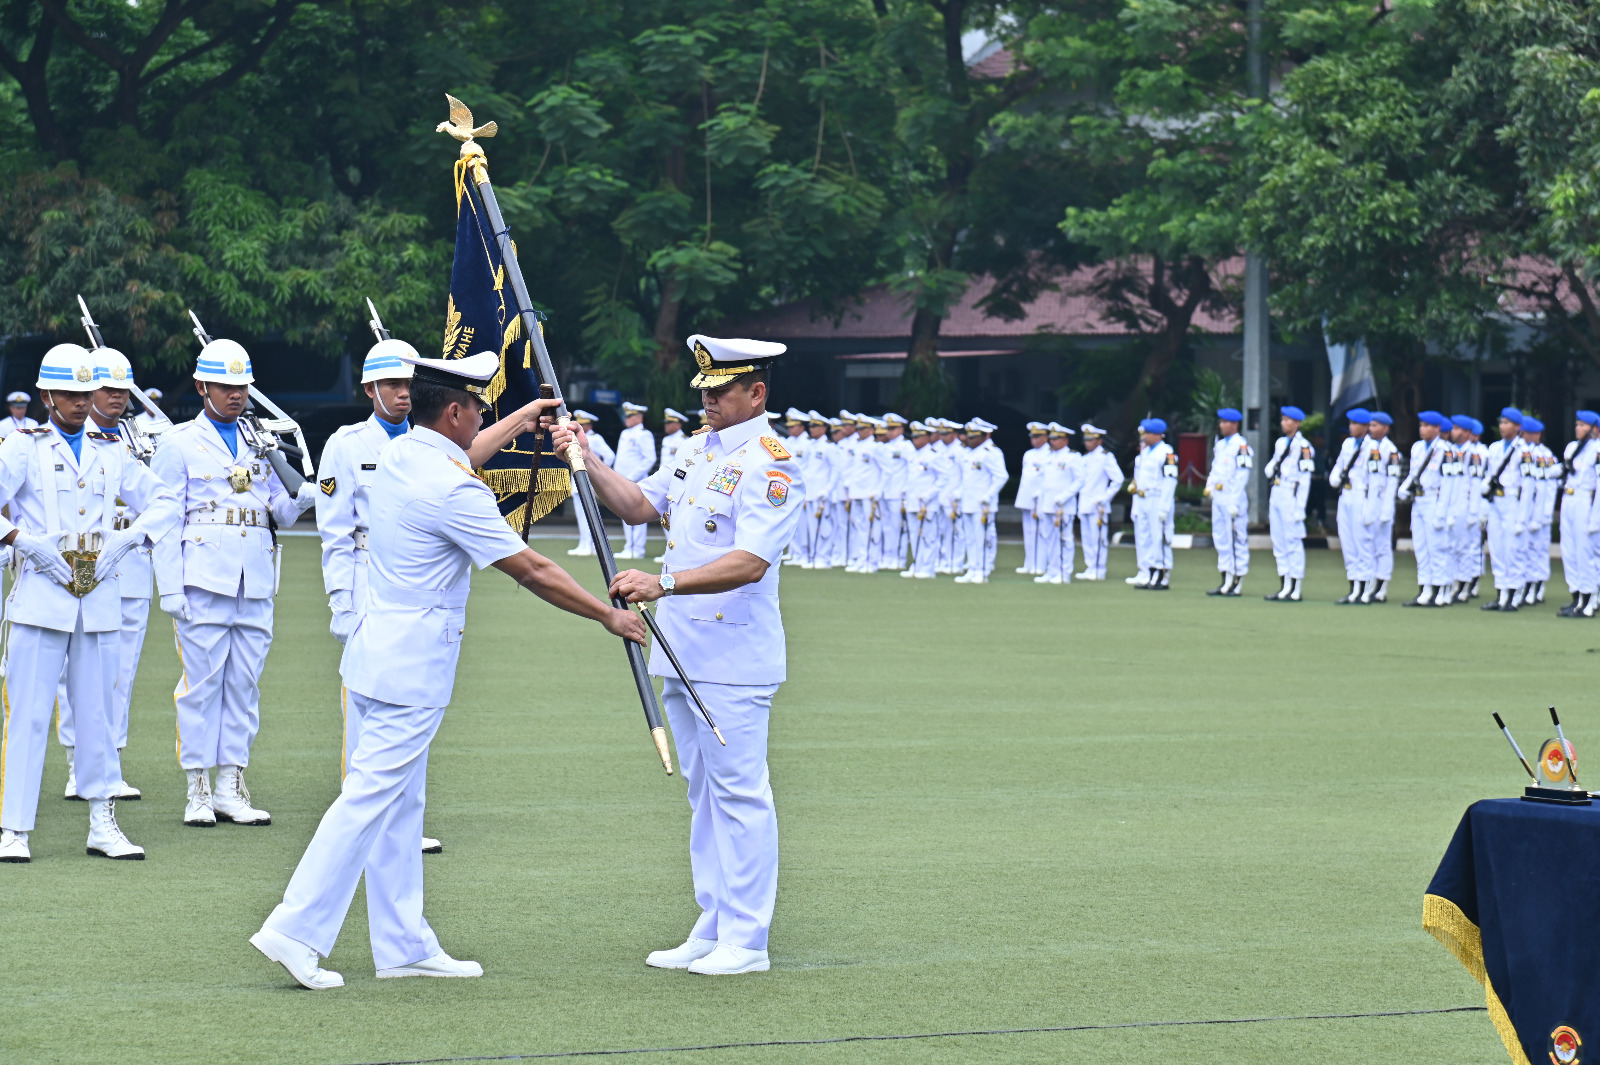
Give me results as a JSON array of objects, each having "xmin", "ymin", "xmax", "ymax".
[
  {"xmin": 692, "ymin": 426, "xmax": 711, "ymax": 435},
  {"xmin": 760, "ymin": 436, "xmax": 791, "ymax": 460},
  {"xmin": 20, "ymin": 427, "xmax": 50, "ymax": 435},
  {"xmin": 87, "ymin": 431, "xmax": 119, "ymax": 442},
  {"xmin": 319, "ymin": 477, "xmax": 337, "ymax": 496}
]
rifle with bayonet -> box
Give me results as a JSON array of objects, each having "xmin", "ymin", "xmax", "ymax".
[
  {"xmin": 188, "ymin": 310, "xmax": 314, "ymax": 481},
  {"xmin": 77, "ymin": 294, "xmax": 173, "ymax": 462}
]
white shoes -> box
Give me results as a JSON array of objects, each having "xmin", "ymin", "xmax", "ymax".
[
  {"xmin": 614, "ymin": 550, "xmax": 640, "ymax": 560},
  {"xmin": 567, "ymin": 546, "xmax": 595, "ymax": 556},
  {"xmin": 376, "ymin": 951, "xmax": 483, "ymax": 979},
  {"xmin": 900, "ymin": 569, "xmax": 917, "ymax": 578},
  {"xmin": 688, "ymin": 943, "xmax": 770, "ymax": 975},
  {"xmin": 0, "ymin": 828, "xmax": 30, "ymax": 863},
  {"xmin": 184, "ymin": 768, "xmax": 215, "ymax": 827},
  {"xmin": 422, "ymin": 836, "xmax": 443, "ymax": 854},
  {"xmin": 86, "ymin": 799, "xmax": 144, "ymax": 860},
  {"xmin": 115, "ymin": 779, "xmax": 142, "ymax": 800},
  {"xmin": 251, "ymin": 927, "xmax": 344, "ymax": 990},
  {"xmin": 652, "ymin": 555, "xmax": 667, "ymax": 563},
  {"xmin": 646, "ymin": 936, "xmax": 719, "ymax": 969},
  {"xmin": 64, "ymin": 748, "xmax": 141, "ymax": 801},
  {"xmin": 1033, "ymin": 575, "xmax": 1062, "ymax": 584},
  {"xmin": 1125, "ymin": 572, "xmax": 1147, "ymax": 586},
  {"xmin": 1076, "ymin": 571, "xmax": 1095, "ymax": 580},
  {"xmin": 213, "ymin": 766, "xmax": 271, "ymax": 825}
]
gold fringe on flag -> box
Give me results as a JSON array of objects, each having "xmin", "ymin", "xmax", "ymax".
[{"xmin": 481, "ymin": 465, "xmax": 572, "ymax": 533}]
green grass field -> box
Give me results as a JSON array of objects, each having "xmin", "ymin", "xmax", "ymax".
[{"xmin": 0, "ymin": 535, "xmax": 1578, "ymax": 1065}]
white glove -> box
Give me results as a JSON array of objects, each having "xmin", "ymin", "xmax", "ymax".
[
  {"xmin": 329, "ymin": 590, "xmax": 359, "ymax": 645},
  {"xmin": 94, "ymin": 528, "xmax": 143, "ymax": 582},
  {"xmin": 12, "ymin": 531, "xmax": 73, "ymax": 586},
  {"xmin": 160, "ymin": 593, "xmax": 191, "ymax": 621},
  {"xmin": 1446, "ymin": 514, "xmax": 1456, "ymax": 529},
  {"xmin": 1362, "ymin": 509, "xmax": 1376, "ymax": 527},
  {"xmin": 1329, "ymin": 471, "xmax": 1342, "ymax": 488},
  {"xmin": 1397, "ymin": 490, "xmax": 1411, "ymax": 504},
  {"xmin": 1510, "ymin": 521, "xmax": 1525, "ymax": 535},
  {"xmin": 294, "ymin": 480, "xmax": 317, "ymax": 508},
  {"xmin": 1155, "ymin": 508, "xmax": 1171, "ymax": 523},
  {"xmin": 1432, "ymin": 515, "xmax": 1446, "ymax": 532},
  {"xmin": 1225, "ymin": 504, "xmax": 1239, "ymax": 520}
]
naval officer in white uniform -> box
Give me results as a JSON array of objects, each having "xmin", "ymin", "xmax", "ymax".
[
  {"xmin": 615, "ymin": 401, "xmax": 657, "ymax": 559},
  {"xmin": 556, "ymin": 334, "xmax": 805, "ymax": 976},
  {"xmin": 253, "ymin": 350, "xmax": 645, "ymax": 989},
  {"xmin": 1, "ymin": 392, "xmax": 39, "ymax": 439},
  {"xmin": 0, "ymin": 345, "xmax": 179, "ymax": 862},
  {"xmin": 153, "ymin": 334, "xmax": 318, "ymax": 828}
]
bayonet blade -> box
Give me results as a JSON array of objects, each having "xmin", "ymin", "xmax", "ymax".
[
  {"xmin": 188, "ymin": 310, "xmax": 213, "ymax": 347},
  {"xmin": 365, "ymin": 298, "xmax": 390, "ymax": 342}
]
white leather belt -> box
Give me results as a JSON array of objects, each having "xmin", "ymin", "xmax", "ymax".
[
  {"xmin": 353, "ymin": 529, "xmax": 370, "ymax": 550},
  {"xmin": 367, "ymin": 571, "xmax": 468, "ymax": 609},
  {"xmin": 187, "ymin": 506, "xmax": 265, "ymax": 528}
]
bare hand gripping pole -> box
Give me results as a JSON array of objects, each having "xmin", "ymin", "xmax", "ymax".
[{"xmin": 438, "ymin": 95, "xmax": 715, "ymax": 772}]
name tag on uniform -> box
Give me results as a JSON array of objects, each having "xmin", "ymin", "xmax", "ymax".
[
  {"xmin": 674, "ymin": 468, "xmax": 688, "ymax": 480},
  {"xmin": 362, "ymin": 463, "xmax": 377, "ymax": 470},
  {"xmin": 54, "ymin": 463, "xmax": 63, "ymax": 471}
]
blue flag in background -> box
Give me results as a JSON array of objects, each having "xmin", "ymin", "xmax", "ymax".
[{"xmin": 443, "ymin": 163, "xmax": 569, "ymax": 528}]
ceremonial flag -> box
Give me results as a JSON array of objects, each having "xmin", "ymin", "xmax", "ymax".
[
  {"xmin": 442, "ymin": 160, "xmax": 570, "ymax": 530},
  {"xmin": 1324, "ymin": 321, "xmax": 1378, "ymax": 416}
]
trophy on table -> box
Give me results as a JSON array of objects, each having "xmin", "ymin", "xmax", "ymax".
[{"xmin": 1495, "ymin": 707, "xmax": 1592, "ymax": 805}]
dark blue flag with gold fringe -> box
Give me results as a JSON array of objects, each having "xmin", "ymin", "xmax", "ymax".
[{"xmin": 442, "ymin": 157, "xmax": 570, "ymax": 531}]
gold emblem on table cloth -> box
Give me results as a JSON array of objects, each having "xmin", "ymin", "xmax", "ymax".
[
  {"xmin": 1551, "ymin": 1026, "xmax": 1583, "ymax": 1065},
  {"xmin": 61, "ymin": 532, "xmax": 103, "ymax": 599},
  {"xmin": 228, "ymin": 465, "xmax": 253, "ymax": 493}
]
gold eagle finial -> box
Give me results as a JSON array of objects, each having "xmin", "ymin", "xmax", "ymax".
[{"xmin": 436, "ymin": 94, "xmax": 498, "ymax": 143}]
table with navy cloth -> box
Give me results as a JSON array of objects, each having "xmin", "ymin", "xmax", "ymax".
[{"xmin": 1425, "ymin": 798, "xmax": 1600, "ymax": 1065}]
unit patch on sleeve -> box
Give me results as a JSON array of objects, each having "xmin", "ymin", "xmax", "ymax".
[
  {"xmin": 319, "ymin": 477, "xmax": 337, "ymax": 496},
  {"xmin": 766, "ymin": 478, "xmax": 789, "ymax": 506}
]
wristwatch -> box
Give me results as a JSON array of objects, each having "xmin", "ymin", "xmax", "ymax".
[{"xmin": 658, "ymin": 573, "xmax": 676, "ymax": 597}]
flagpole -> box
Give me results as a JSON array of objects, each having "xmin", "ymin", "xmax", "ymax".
[{"xmin": 439, "ymin": 111, "xmax": 675, "ymax": 775}]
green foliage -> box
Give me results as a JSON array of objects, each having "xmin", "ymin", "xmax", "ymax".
[{"xmin": 1180, "ymin": 367, "xmax": 1240, "ymax": 433}]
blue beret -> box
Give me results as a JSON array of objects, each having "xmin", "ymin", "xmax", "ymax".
[
  {"xmin": 1579, "ymin": 410, "xmax": 1600, "ymax": 427},
  {"xmin": 1140, "ymin": 418, "xmax": 1167, "ymax": 434},
  {"xmin": 1450, "ymin": 414, "xmax": 1473, "ymax": 430},
  {"xmin": 1468, "ymin": 417, "xmax": 1484, "ymax": 436},
  {"xmin": 1217, "ymin": 407, "xmax": 1243, "ymax": 422},
  {"xmin": 1368, "ymin": 411, "xmax": 1392, "ymax": 426},
  {"xmin": 1500, "ymin": 406, "xmax": 1524, "ymax": 424},
  {"xmin": 1281, "ymin": 405, "xmax": 1306, "ymax": 421},
  {"xmin": 1419, "ymin": 410, "xmax": 1448, "ymax": 428},
  {"xmin": 1345, "ymin": 407, "xmax": 1370, "ymax": 423},
  {"xmin": 1522, "ymin": 417, "xmax": 1544, "ymax": 433}
]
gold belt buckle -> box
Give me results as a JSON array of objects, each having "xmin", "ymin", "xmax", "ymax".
[{"xmin": 60, "ymin": 532, "xmax": 103, "ymax": 599}]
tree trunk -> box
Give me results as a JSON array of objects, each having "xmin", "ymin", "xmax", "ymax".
[{"xmin": 898, "ymin": 305, "xmax": 951, "ymax": 417}]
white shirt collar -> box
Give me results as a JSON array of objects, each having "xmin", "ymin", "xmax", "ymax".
[
  {"xmin": 703, "ymin": 411, "xmax": 769, "ymax": 456},
  {"xmin": 411, "ymin": 425, "xmax": 471, "ymax": 465}
]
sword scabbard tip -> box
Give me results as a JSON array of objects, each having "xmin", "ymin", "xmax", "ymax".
[
  {"xmin": 713, "ymin": 726, "xmax": 726, "ymax": 747},
  {"xmin": 651, "ymin": 726, "xmax": 673, "ymax": 775}
]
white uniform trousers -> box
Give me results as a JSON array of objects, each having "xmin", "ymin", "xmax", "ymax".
[
  {"xmin": 55, "ymin": 594, "xmax": 150, "ymax": 750},
  {"xmin": 1567, "ymin": 491, "xmax": 1598, "ymax": 593},
  {"xmin": 1336, "ymin": 490, "xmax": 1371, "ymax": 580},
  {"xmin": 847, "ymin": 500, "xmax": 873, "ymax": 568},
  {"xmin": 877, "ymin": 502, "xmax": 905, "ymax": 569},
  {"xmin": 172, "ymin": 586, "xmax": 274, "ymax": 770},
  {"xmin": 2, "ymin": 619, "xmax": 119, "ymax": 830},
  {"xmin": 961, "ymin": 511, "xmax": 996, "ymax": 576},
  {"xmin": 1078, "ymin": 509, "xmax": 1110, "ymax": 577},
  {"xmin": 663, "ymin": 677, "xmax": 779, "ymax": 951},
  {"xmin": 1268, "ymin": 485, "xmax": 1307, "ymax": 579},
  {"xmin": 1522, "ymin": 522, "xmax": 1552, "ymax": 583},
  {"xmin": 938, "ymin": 508, "xmax": 961, "ymax": 572},
  {"xmin": 1037, "ymin": 511, "xmax": 1074, "ymax": 581},
  {"xmin": 1370, "ymin": 521, "xmax": 1394, "ymax": 580},
  {"xmin": 1211, "ymin": 504, "xmax": 1249, "ymax": 575},
  {"xmin": 1411, "ymin": 502, "xmax": 1449, "ymax": 586},
  {"xmin": 909, "ymin": 511, "xmax": 939, "ymax": 577},
  {"xmin": 824, "ymin": 502, "xmax": 847, "ymax": 566},
  {"xmin": 1132, "ymin": 502, "xmax": 1172, "ymax": 574},
  {"xmin": 623, "ymin": 520, "xmax": 649, "ymax": 557},
  {"xmin": 1020, "ymin": 510, "xmax": 1037, "ymax": 572},
  {"xmin": 1486, "ymin": 500, "xmax": 1524, "ymax": 590},
  {"xmin": 265, "ymin": 692, "xmax": 441, "ymax": 969}
]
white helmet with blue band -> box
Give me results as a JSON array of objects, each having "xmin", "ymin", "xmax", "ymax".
[
  {"xmin": 37, "ymin": 343, "xmax": 97, "ymax": 393},
  {"xmin": 194, "ymin": 338, "xmax": 254, "ymax": 384}
]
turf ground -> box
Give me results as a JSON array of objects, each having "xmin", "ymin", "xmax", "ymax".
[{"xmin": 0, "ymin": 535, "xmax": 1579, "ymax": 1065}]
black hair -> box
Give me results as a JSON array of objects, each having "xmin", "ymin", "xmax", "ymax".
[{"xmin": 410, "ymin": 378, "xmax": 477, "ymax": 425}]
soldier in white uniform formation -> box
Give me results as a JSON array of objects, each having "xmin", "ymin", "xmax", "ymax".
[
  {"xmin": 0, "ymin": 344, "xmax": 178, "ymax": 862},
  {"xmin": 1, "ymin": 391, "xmax": 39, "ymax": 439},
  {"xmin": 1205, "ymin": 408, "xmax": 1252, "ymax": 597},
  {"xmin": 1262, "ymin": 406, "xmax": 1314, "ymax": 602},
  {"xmin": 1014, "ymin": 422, "xmax": 1049, "ymax": 575},
  {"xmin": 1558, "ymin": 411, "xmax": 1600, "ymax": 617},
  {"xmin": 1075, "ymin": 423, "xmax": 1121, "ymax": 581},
  {"xmin": 153, "ymin": 333, "xmax": 318, "ymax": 828},
  {"xmin": 1127, "ymin": 418, "xmax": 1177, "ymax": 591},
  {"xmin": 253, "ymin": 349, "xmax": 645, "ymax": 990},
  {"xmin": 557, "ymin": 334, "xmax": 804, "ymax": 977},
  {"xmin": 614, "ymin": 401, "xmax": 657, "ymax": 559},
  {"xmin": 566, "ymin": 411, "xmax": 615, "ymax": 557},
  {"xmin": 1397, "ymin": 411, "xmax": 1451, "ymax": 607},
  {"xmin": 1328, "ymin": 408, "xmax": 1371, "ymax": 603},
  {"xmin": 1034, "ymin": 422, "xmax": 1080, "ymax": 585},
  {"xmin": 1479, "ymin": 408, "xmax": 1529, "ymax": 612}
]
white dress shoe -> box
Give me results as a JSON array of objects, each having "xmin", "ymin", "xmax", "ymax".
[
  {"xmin": 646, "ymin": 936, "xmax": 718, "ymax": 969},
  {"xmin": 614, "ymin": 550, "xmax": 639, "ymax": 560},
  {"xmin": 115, "ymin": 779, "xmax": 142, "ymax": 800},
  {"xmin": 184, "ymin": 769, "xmax": 215, "ymax": 827},
  {"xmin": 687, "ymin": 943, "xmax": 770, "ymax": 975},
  {"xmin": 212, "ymin": 766, "xmax": 271, "ymax": 825},
  {"xmin": 0, "ymin": 828, "xmax": 30, "ymax": 863},
  {"xmin": 566, "ymin": 546, "xmax": 594, "ymax": 556},
  {"xmin": 251, "ymin": 927, "xmax": 344, "ymax": 990},
  {"xmin": 376, "ymin": 951, "xmax": 483, "ymax": 979},
  {"xmin": 422, "ymin": 836, "xmax": 443, "ymax": 854},
  {"xmin": 915, "ymin": 572, "xmax": 936, "ymax": 579},
  {"xmin": 86, "ymin": 799, "xmax": 144, "ymax": 860},
  {"xmin": 900, "ymin": 569, "xmax": 917, "ymax": 578}
]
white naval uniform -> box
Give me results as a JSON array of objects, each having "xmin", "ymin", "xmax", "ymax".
[
  {"xmin": 1362, "ymin": 437, "xmax": 1400, "ymax": 581},
  {"xmin": 873, "ymin": 435, "xmax": 913, "ymax": 570},
  {"xmin": 1130, "ymin": 442, "xmax": 1178, "ymax": 577},
  {"xmin": 1015, "ymin": 444, "xmax": 1047, "ymax": 573},
  {"xmin": 0, "ymin": 424, "xmax": 178, "ymax": 831},
  {"xmin": 572, "ymin": 431, "xmax": 616, "ymax": 554},
  {"xmin": 1519, "ymin": 446, "xmax": 1556, "ymax": 585},
  {"xmin": 152, "ymin": 415, "xmax": 313, "ymax": 771},
  {"xmin": 1438, "ymin": 438, "xmax": 1471, "ymax": 590},
  {"xmin": 1265, "ymin": 432, "xmax": 1314, "ymax": 580},
  {"xmin": 800, "ymin": 434, "xmax": 838, "ymax": 566},
  {"xmin": 615, "ymin": 423, "xmax": 657, "ymax": 557},
  {"xmin": 1037, "ymin": 445, "xmax": 1082, "ymax": 582},
  {"xmin": 1400, "ymin": 438, "xmax": 1448, "ymax": 588},
  {"xmin": 0, "ymin": 414, "xmax": 40, "ymax": 440},
  {"xmin": 782, "ymin": 431, "xmax": 811, "ymax": 560},
  {"xmin": 1462, "ymin": 440, "xmax": 1490, "ymax": 585},
  {"xmin": 1330, "ymin": 434, "xmax": 1369, "ymax": 581},
  {"xmin": 844, "ymin": 435, "xmax": 881, "ymax": 570},
  {"xmin": 933, "ymin": 438, "xmax": 963, "ymax": 573},
  {"xmin": 958, "ymin": 441, "xmax": 1007, "ymax": 577},
  {"xmin": 659, "ymin": 429, "xmax": 688, "ymax": 474},
  {"xmin": 1076, "ymin": 446, "xmax": 1121, "ymax": 578},
  {"xmin": 638, "ymin": 415, "xmax": 804, "ymax": 951},
  {"xmin": 828, "ymin": 434, "xmax": 855, "ymax": 568},
  {"xmin": 1561, "ymin": 438, "xmax": 1599, "ymax": 595},
  {"xmin": 904, "ymin": 444, "xmax": 945, "ymax": 577},
  {"xmin": 316, "ymin": 414, "xmax": 411, "ymax": 771},
  {"xmin": 264, "ymin": 427, "xmax": 526, "ymax": 969},
  {"xmin": 1483, "ymin": 437, "xmax": 1527, "ymax": 591},
  {"xmin": 1207, "ymin": 433, "xmax": 1251, "ymax": 577}
]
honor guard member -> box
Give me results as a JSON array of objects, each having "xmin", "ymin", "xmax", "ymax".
[
  {"xmin": 844, "ymin": 415, "xmax": 882, "ymax": 573},
  {"xmin": 253, "ymin": 350, "xmax": 645, "ymax": 989},
  {"xmin": 1016, "ymin": 422, "xmax": 1049, "ymax": 575},
  {"xmin": 900, "ymin": 422, "xmax": 944, "ymax": 578},
  {"xmin": 874, "ymin": 413, "xmax": 913, "ymax": 571},
  {"xmin": 558, "ymin": 334, "xmax": 804, "ymax": 976},
  {"xmin": 955, "ymin": 419, "xmax": 1007, "ymax": 582},
  {"xmin": 1435, "ymin": 415, "xmax": 1472, "ymax": 605},
  {"xmin": 796, "ymin": 412, "xmax": 836, "ymax": 567},
  {"xmin": 779, "ymin": 409, "xmax": 812, "ymax": 564},
  {"xmin": 135, "ymin": 388, "xmax": 165, "ymax": 432},
  {"xmin": 1262, "ymin": 406, "xmax": 1315, "ymax": 601},
  {"xmin": 57, "ymin": 346, "xmax": 155, "ymax": 801},
  {"xmin": 1480, "ymin": 408, "xmax": 1528, "ymax": 611},
  {"xmin": 1328, "ymin": 408, "xmax": 1371, "ymax": 603},
  {"xmin": 1127, "ymin": 419, "xmax": 1177, "ymax": 590},
  {"xmin": 1518, "ymin": 419, "xmax": 1556, "ymax": 606},
  {"xmin": 825, "ymin": 415, "xmax": 854, "ymax": 568},
  {"xmin": 1076, "ymin": 423, "xmax": 1121, "ymax": 580},
  {"xmin": 153, "ymin": 333, "xmax": 318, "ymax": 827},
  {"xmin": 0, "ymin": 345, "xmax": 179, "ymax": 862},
  {"xmin": 1358, "ymin": 412, "xmax": 1400, "ymax": 603},
  {"xmin": 614, "ymin": 401, "xmax": 657, "ymax": 560},
  {"xmin": 1397, "ymin": 411, "xmax": 1451, "ymax": 606},
  {"xmin": 933, "ymin": 419, "xmax": 964, "ymax": 573},
  {"xmin": 1462, "ymin": 417, "xmax": 1491, "ymax": 600},
  {"xmin": 1, "ymin": 392, "xmax": 38, "ymax": 438},
  {"xmin": 1205, "ymin": 408, "xmax": 1252, "ymax": 596},
  {"xmin": 567, "ymin": 411, "xmax": 615, "ymax": 557},
  {"xmin": 660, "ymin": 408, "xmax": 689, "ymax": 472},
  {"xmin": 1558, "ymin": 411, "xmax": 1600, "ymax": 617},
  {"xmin": 1034, "ymin": 423, "xmax": 1080, "ymax": 584}
]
